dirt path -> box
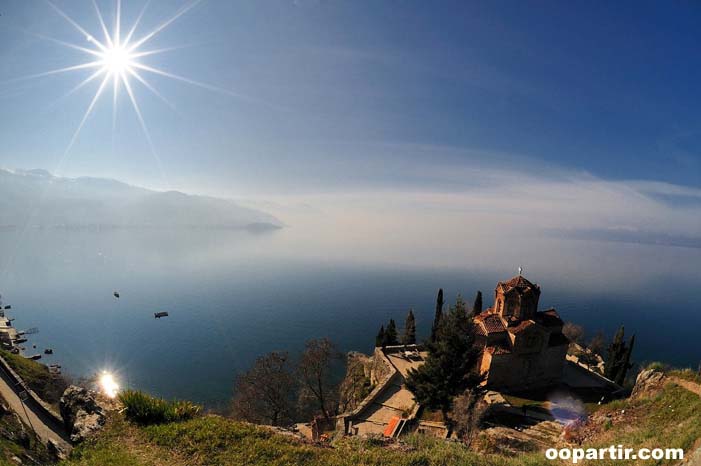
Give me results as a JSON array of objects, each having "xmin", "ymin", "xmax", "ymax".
[
  {"xmin": 669, "ymin": 377, "xmax": 701, "ymax": 396},
  {"xmin": 0, "ymin": 361, "xmax": 71, "ymax": 452}
]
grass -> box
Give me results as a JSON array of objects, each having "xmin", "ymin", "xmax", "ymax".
[
  {"xmin": 668, "ymin": 368, "xmax": 701, "ymax": 384},
  {"xmin": 578, "ymin": 382, "xmax": 701, "ymax": 465},
  {"xmin": 501, "ymin": 395, "xmax": 546, "ymax": 409},
  {"xmin": 118, "ymin": 390, "xmax": 201, "ymax": 426},
  {"xmin": 58, "ymin": 374, "xmax": 701, "ymax": 466},
  {"xmin": 0, "ymin": 349, "xmax": 68, "ymax": 406},
  {"xmin": 644, "ymin": 361, "xmax": 669, "ymax": 372},
  {"xmin": 64, "ymin": 414, "xmax": 548, "ymax": 466},
  {"xmin": 0, "ymin": 394, "xmax": 52, "ymax": 465}
]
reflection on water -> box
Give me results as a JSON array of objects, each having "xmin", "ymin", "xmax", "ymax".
[{"xmin": 0, "ymin": 229, "xmax": 699, "ymax": 406}]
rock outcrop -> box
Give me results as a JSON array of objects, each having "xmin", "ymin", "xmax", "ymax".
[
  {"xmin": 47, "ymin": 438, "xmax": 68, "ymax": 461},
  {"xmin": 59, "ymin": 386, "xmax": 106, "ymax": 442},
  {"xmin": 630, "ymin": 369, "xmax": 665, "ymax": 400}
]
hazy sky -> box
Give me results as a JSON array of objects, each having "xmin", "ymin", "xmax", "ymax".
[{"xmin": 1, "ymin": 1, "xmax": 701, "ymax": 241}]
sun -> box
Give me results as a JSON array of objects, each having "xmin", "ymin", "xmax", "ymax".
[
  {"xmin": 11, "ymin": 0, "xmax": 245, "ymax": 176},
  {"xmin": 10, "ymin": 0, "xmax": 258, "ymax": 178},
  {"xmin": 101, "ymin": 44, "xmax": 135, "ymax": 76}
]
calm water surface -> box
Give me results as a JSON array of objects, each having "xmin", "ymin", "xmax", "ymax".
[{"xmin": 0, "ymin": 229, "xmax": 699, "ymax": 407}]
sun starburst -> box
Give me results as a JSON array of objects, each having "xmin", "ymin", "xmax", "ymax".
[{"xmin": 13, "ymin": 0, "xmax": 248, "ymax": 177}]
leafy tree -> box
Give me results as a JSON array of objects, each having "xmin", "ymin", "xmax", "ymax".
[
  {"xmin": 406, "ymin": 300, "xmax": 483, "ymax": 424},
  {"xmin": 297, "ymin": 338, "xmax": 342, "ymax": 421},
  {"xmin": 402, "ymin": 309, "xmax": 417, "ymax": 345},
  {"xmin": 231, "ymin": 352, "xmax": 297, "ymax": 426},
  {"xmin": 471, "ymin": 291, "xmax": 483, "ymax": 317},
  {"xmin": 375, "ymin": 325, "xmax": 385, "ymax": 347},
  {"xmin": 431, "ymin": 288, "xmax": 444, "ymax": 342},
  {"xmin": 384, "ymin": 318, "xmax": 399, "ymax": 346}
]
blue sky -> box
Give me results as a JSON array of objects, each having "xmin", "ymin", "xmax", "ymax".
[{"xmin": 1, "ymin": 0, "xmax": 700, "ymax": 198}]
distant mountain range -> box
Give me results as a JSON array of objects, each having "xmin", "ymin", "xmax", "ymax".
[
  {"xmin": 545, "ymin": 227, "xmax": 701, "ymax": 249},
  {"xmin": 0, "ymin": 169, "xmax": 281, "ymax": 231}
]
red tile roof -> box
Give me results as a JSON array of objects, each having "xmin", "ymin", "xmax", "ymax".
[
  {"xmin": 510, "ymin": 320, "xmax": 535, "ymax": 334},
  {"xmin": 481, "ymin": 314, "xmax": 506, "ymax": 333},
  {"xmin": 496, "ymin": 275, "xmax": 540, "ymax": 295}
]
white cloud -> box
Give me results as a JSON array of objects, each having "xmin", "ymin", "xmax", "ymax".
[{"xmin": 240, "ymin": 164, "xmax": 701, "ymax": 274}]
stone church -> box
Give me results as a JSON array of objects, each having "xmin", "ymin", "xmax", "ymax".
[{"xmin": 473, "ymin": 275, "xmax": 569, "ymax": 391}]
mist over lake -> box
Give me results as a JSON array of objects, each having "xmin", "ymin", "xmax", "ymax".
[{"xmin": 1, "ymin": 227, "xmax": 699, "ymax": 408}]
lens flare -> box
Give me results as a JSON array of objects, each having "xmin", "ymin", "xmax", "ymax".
[
  {"xmin": 99, "ymin": 371, "xmax": 120, "ymax": 398},
  {"xmin": 548, "ymin": 391, "xmax": 586, "ymax": 425}
]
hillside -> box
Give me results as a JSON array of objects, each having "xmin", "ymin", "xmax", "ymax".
[
  {"xmin": 57, "ymin": 373, "xmax": 701, "ymax": 466},
  {"xmin": 61, "ymin": 414, "xmax": 540, "ymax": 466},
  {"xmin": 0, "ymin": 364, "xmax": 697, "ymax": 465},
  {"xmin": 0, "ymin": 169, "xmax": 281, "ymax": 231}
]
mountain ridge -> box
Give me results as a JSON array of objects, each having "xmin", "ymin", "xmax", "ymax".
[{"xmin": 0, "ymin": 169, "xmax": 281, "ymax": 231}]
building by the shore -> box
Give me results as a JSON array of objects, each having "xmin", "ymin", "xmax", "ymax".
[{"xmin": 474, "ymin": 275, "xmax": 569, "ymax": 391}]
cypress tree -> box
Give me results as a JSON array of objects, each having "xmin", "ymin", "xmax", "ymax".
[
  {"xmin": 454, "ymin": 295, "xmax": 470, "ymax": 332},
  {"xmin": 375, "ymin": 325, "xmax": 385, "ymax": 347},
  {"xmin": 403, "ymin": 309, "xmax": 417, "ymax": 345},
  {"xmin": 385, "ymin": 319, "xmax": 399, "ymax": 346},
  {"xmin": 614, "ymin": 334, "xmax": 635, "ymax": 386},
  {"xmin": 431, "ymin": 288, "xmax": 444, "ymax": 342},
  {"xmin": 605, "ymin": 326, "xmax": 635, "ymax": 385},
  {"xmin": 471, "ymin": 291, "xmax": 483, "ymax": 317},
  {"xmin": 406, "ymin": 304, "xmax": 483, "ymax": 423}
]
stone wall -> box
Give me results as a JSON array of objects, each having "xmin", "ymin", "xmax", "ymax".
[
  {"xmin": 370, "ymin": 347, "xmax": 393, "ymax": 385},
  {"xmin": 338, "ymin": 346, "xmax": 405, "ymax": 434},
  {"xmin": 484, "ymin": 344, "xmax": 568, "ymax": 391}
]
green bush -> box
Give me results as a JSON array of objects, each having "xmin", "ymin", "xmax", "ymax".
[
  {"xmin": 119, "ymin": 390, "xmax": 201, "ymax": 425},
  {"xmin": 645, "ymin": 361, "xmax": 668, "ymax": 372},
  {"xmin": 0, "ymin": 350, "xmax": 69, "ymax": 405}
]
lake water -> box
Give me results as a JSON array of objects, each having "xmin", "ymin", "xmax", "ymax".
[{"xmin": 0, "ymin": 229, "xmax": 700, "ymax": 408}]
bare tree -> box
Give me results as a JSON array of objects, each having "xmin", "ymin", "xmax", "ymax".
[
  {"xmin": 297, "ymin": 338, "xmax": 342, "ymax": 421},
  {"xmin": 562, "ymin": 322, "xmax": 585, "ymax": 345},
  {"xmin": 588, "ymin": 332, "xmax": 606, "ymax": 356},
  {"xmin": 451, "ymin": 388, "xmax": 487, "ymax": 446},
  {"xmin": 231, "ymin": 352, "xmax": 297, "ymax": 426},
  {"xmin": 579, "ymin": 331, "xmax": 606, "ymax": 372}
]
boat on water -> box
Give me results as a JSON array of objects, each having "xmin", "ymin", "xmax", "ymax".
[
  {"xmin": 26, "ymin": 354, "xmax": 41, "ymax": 361},
  {"xmin": 113, "ymin": 291, "xmax": 120, "ymax": 299},
  {"xmin": 154, "ymin": 311, "xmax": 169, "ymax": 319},
  {"xmin": 44, "ymin": 348, "xmax": 53, "ymax": 355}
]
